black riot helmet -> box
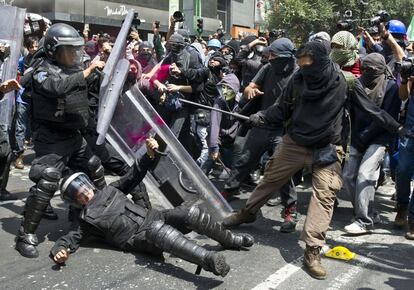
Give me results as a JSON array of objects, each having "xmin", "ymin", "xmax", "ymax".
[
  {"xmin": 60, "ymin": 173, "xmax": 96, "ymax": 208},
  {"xmin": 43, "ymin": 23, "xmax": 85, "ymax": 65}
]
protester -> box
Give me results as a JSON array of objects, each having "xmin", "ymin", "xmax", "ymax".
[{"xmin": 342, "ymin": 53, "xmax": 401, "ymax": 234}]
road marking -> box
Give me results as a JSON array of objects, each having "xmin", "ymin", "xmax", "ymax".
[
  {"xmin": 251, "ymin": 256, "xmax": 303, "ymax": 290},
  {"xmin": 325, "ymin": 253, "xmax": 373, "ymax": 290}
]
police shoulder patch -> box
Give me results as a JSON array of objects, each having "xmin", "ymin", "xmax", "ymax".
[{"xmin": 35, "ymin": 71, "xmax": 48, "ymax": 83}]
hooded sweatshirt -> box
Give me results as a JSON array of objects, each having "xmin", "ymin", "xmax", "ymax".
[{"xmin": 209, "ymin": 73, "xmax": 241, "ymax": 153}]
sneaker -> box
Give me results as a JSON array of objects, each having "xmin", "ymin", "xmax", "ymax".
[
  {"xmin": 266, "ymin": 196, "xmax": 281, "ymax": 207},
  {"xmin": 405, "ymin": 219, "xmax": 414, "ymax": 240},
  {"xmin": 14, "ymin": 154, "xmax": 24, "ymax": 170},
  {"xmin": 280, "ymin": 204, "xmax": 298, "ymax": 233},
  {"xmin": 344, "ymin": 222, "xmax": 370, "ymax": 235}
]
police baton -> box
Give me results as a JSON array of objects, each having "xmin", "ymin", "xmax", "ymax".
[{"xmin": 177, "ymin": 98, "xmax": 250, "ymax": 121}]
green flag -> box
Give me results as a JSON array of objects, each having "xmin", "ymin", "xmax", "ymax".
[{"xmin": 407, "ymin": 16, "xmax": 414, "ymax": 41}]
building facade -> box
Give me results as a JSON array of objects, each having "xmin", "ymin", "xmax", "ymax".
[{"xmin": 12, "ymin": 0, "xmax": 256, "ymax": 37}]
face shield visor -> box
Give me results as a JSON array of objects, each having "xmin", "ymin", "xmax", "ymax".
[
  {"xmin": 55, "ymin": 45, "xmax": 84, "ymax": 67},
  {"xmin": 60, "ymin": 173, "xmax": 96, "ymax": 208}
]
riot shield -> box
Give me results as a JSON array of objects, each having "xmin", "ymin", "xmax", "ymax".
[
  {"xmin": 107, "ymin": 85, "xmax": 233, "ymax": 219},
  {"xmin": 0, "ymin": 5, "xmax": 26, "ymax": 126},
  {"xmin": 96, "ymin": 9, "xmax": 135, "ymax": 145}
]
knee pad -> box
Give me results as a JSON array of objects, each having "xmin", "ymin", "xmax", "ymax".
[{"xmin": 87, "ymin": 155, "xmax": 106, "ymax": 190}]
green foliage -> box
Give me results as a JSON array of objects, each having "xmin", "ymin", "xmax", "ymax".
[{"xmin": 267, "ymin": 0, "xmax": 414, "ymax": 43}]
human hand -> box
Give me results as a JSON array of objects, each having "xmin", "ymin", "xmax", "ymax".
[
  {"xmin": 244, "ymin": 86, "xmax": 264, "ymax": 100},
  {"xmin": 167, "ymin": 84, "xmax": 181, "ymax": 93},
  {"xmin": 247, "ymin": 114, "xmax": 264, "ymax": 127},
  {"xmin": 0, "ymin": 79, "xmax": 21, "ymax": 94},
  {"xmin": 146, "ymin": 137, "xmax": 159, "ymax": 159},
  {"xmin": 53, "ymin": 249, "xmax": 70, "ymax": 264}
]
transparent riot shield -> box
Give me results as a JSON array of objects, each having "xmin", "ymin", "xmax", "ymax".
[
  {"xmin": 0, "ymin": 5, "xmax": 26, "ymax": 126},
  {"xmin": 96, "ymin": 9, "xmax": 135, "ymax": 145},
  {"xmin": 106, "ymin": 85, "xmax": 233, "ymax": 220}
]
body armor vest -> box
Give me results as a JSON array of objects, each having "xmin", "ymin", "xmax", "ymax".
[
  {"xmin": 31, "ymin": 60, "xmax": 89, "ymax": 129},
  {"xmin": 81, "ymin": 186, "xmax": 147, "ymax": 249}
]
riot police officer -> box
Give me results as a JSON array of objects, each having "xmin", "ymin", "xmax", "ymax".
[
  {"xmin": 51, "ymin": 138, "xmax": 254, "ymax": 277},
  {"xmin": 15, "ymin": 23, "xmax": 106, "ymax": 258}
]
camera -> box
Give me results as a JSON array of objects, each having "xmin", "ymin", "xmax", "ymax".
[
  {"xmin": 369, "ymin": 10, "xmax": 389, "ymax": 26},
  {"xmin": 395, "ymin": 57, "xmax": 414, "ymax": 77},
  {"xmin": 269, "ymin": 29, "xmax": 286, "ymax": 39},
  {"xmin": 154, "ymin": 21, "xmax": 160, "ymax": 29},
  {"xmin": 173, "ymin": 11, "xmax": 184, "ymax": 22},
  {"xmin": 337, "ymin": 19, "xmax": 354, "ymax": 31}
]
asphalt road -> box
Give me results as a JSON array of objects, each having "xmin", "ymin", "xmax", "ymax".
[{"xmin": 0, "ymin": 153, "xmax": 413, "ymax": 290}]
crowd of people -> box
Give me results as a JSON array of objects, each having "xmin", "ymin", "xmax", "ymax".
[{"xmin": 1, "ymin": 9, "xmax": 414, "ymax": 280}]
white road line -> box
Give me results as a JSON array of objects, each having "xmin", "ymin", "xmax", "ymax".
[
  {"xmin": 325, "ymin": 253, "xmax": 373, "ymax": 290},
  {"xmin": 251, "ymin": 256, "xmax": 303, "ymax": 290}
]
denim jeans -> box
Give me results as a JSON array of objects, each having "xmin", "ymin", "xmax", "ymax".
[
  {"xmin": 396, "ymin": 137, "xmax": 414, "ymax": 219},
  {"xmin": 14, "ymin": 102, "xmax": 31, "ymax": 155},
  {"xmin": 342, "ymin": 144, "xmax": 386, "ymax": 227}
]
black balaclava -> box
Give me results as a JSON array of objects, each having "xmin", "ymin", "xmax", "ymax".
[
  {"xmin": 137, "ymin": 41, "xmax": 153, "ymax": 67},
  {"xmin": 360, "ymin": 52, "xmax": 388, "ymax": 106},
  {"xmin": 297, "ymin": 41, "xmax": 336, "ymax": 90},
  {"xmin": 268, "ymin": 38, "xmax": 296, "ymax": 76}
]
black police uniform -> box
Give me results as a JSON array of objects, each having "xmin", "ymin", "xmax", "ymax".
[
  {"xmin": 16, "ymin": 23, "xmax": 106, "ymax": 259},
  {"xmin": 51, "ymin": 157, "xmax": 253, "ymax": 276}
]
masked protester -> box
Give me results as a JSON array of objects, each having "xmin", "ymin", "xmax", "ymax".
[
  {"xmin": 51, "ymin": 138, "xmax": 253, "ymax": 278},
  {"xmin": 222, "ymin": 41, "xmax": 410, "ymax": 280},
  {"xmin": 136, "ymin": 41, "xmax": 156, "ymax": 74},
  {"xmin": 203, "ymin": 73, "xmax": 241, "ymax": 175},
  {"xmin": 220, "ymin": 39, "xmax": 240, "ymax": 66},
  {"xmin": 234, "ymin": 35, "xmax": 266, "ymax": 92},
  {"xmin": 342, "ymin": 53, "xmax": 401, "ymax": 235},
  {"xmin": 331, "ymin": 31, "xmax": 361, "ymax": 77},
  {"xmin": 15, "ymin": 23, "xmax": 106, "ymax": 259},
  {"xmin": 223, "ymin": 38, "xmax": 300, "ymax": 233}
]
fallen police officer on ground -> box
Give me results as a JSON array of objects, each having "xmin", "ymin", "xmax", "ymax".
[{"xmin": 50, "ymin": 138, "xmax": 254, "ymax": 277}]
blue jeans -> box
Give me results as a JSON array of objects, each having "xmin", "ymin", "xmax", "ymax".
[
  {"xmin": 343, "ymin": 145, "xmax": 386, "ymax": 227},
  {"xmin": 14, "ymin": 102, "xmax": 31, "ymax": 155},
  {"xmin": 395, "ymin": 137, "xmax": 414, "ymax": 219}
]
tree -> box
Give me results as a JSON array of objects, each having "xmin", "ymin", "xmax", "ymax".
[{"xmin": 267, "ymin": 0, "xmax": 414, "ymax": 43}]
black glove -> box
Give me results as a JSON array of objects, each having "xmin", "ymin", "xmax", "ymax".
[
  {"xmin": 248, "ymin": 114, "xmax": 265, "ymax": 127},
  {"xmin": 397, "ymin": 126, "xmax": 414, "ymax": 139}
]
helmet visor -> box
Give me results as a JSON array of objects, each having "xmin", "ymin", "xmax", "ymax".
[
  {"xmin": 61, "ymin": 173, "xmax": 96, "ymax": 207},
  {"xmin": 56, "ymin": 45, "xmax": 84, "ymax": 67}
]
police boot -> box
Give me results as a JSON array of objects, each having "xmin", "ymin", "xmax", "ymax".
[
  {"xmin": 16, "ymin": 168, "xmax": 61, "ymax": 258},
  {"xmin": 87, "ymin": 155, "xmax": 106, "ymax": 190},
  {"xmin": 394, "ymin": 204, "xmax": 408, "ymax": 228},
  {"xmin": 146, "ymin": 221, "xmax": 230, "ymax": 277},
  {"xmin": 303, "ymin": 245, "xmax": 326, "ymax": 280},
  {"xmin": 221, "ymin": 208, "xmax": 256, "ymax": 228},
  {"xmin": 280, "ymin": 203, "xmax": 298, "ymax": 233},
  {"xmin": 405, "ymin": 219, "xmax": 414, "ymax": 240},
  {"xmin": 186, "ymin": 205, "xmax": 254, "ymax": 250}
]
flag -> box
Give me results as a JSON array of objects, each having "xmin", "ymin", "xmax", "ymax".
[{"xmin": 407, "ymin": 16, "xmax": 414, "ymax": 41}]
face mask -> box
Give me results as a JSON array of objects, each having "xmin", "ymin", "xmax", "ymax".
[
  {"xmin": 329, "ymin": 48, "xmax": 357, "ymax": 67},
  {"xmin": 222, "ymin": 85, "xmax": 236, "ymax": 101},
  {"xmin": 223, "ymin": 54, "xmax": 233, "ymax": 64},
  {"xmin": 269, "ymin": 57, "xmax": 291, "ymax": 74},
  {"xmin": 138, "ymin": 52, "xmax": 152, "ymax": 62}
]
